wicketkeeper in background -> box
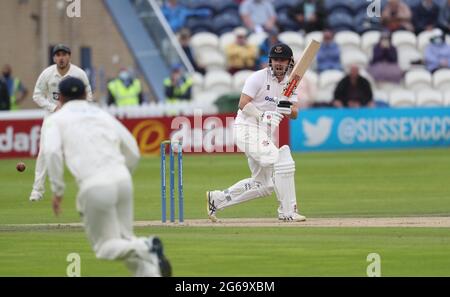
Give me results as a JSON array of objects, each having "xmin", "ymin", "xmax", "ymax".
[{"xmin": 207, "ymin": 43, "xmax": 306, "ymax": 222}]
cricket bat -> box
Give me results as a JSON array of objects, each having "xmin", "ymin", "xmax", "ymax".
[{"xmin": 281, "ymin": 39, "xmax": 321, "ymax": 101}]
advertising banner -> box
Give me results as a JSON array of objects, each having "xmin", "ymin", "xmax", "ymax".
[{"xmin": 290, "ymin": 108, "xmax": 450, "ymax": 151}]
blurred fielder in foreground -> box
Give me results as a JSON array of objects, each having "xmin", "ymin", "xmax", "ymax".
[
  {"xmin": 29, "ymin": 44, "xmax": 92, "ymax": 201},
  {"xmin": 207, "ymin": 43, "xmax": 306, "ymax": 222},
  {"xmin": 42, "ymin": 77, "xmax": 171, "ymax": 277}
]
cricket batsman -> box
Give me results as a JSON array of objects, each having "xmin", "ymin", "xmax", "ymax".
[
  {"xmin": 29, "ymin": 44, "xmax": 93, "ymax": 201},
  {"xmin": 206, "ymin": 43, "xmax": 306, "ymax": 222}
]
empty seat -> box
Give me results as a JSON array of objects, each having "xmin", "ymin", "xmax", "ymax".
[
  {"xmin": 198, "ymin": 50, "xmax": 227, "ymax": 71},
  {"xmin": 279, "ymin": 31, "xmax": 304, "ymax": 58},
  {"xmin": 444, "ymin": 90, "xmax": 450, "ymax": 106},
  {"xmin": 273, "ymin": 0, "xmax": 298, "ymax": 12},
  {"xmin": 204, "ymin": 70, "xmax": 233, "ymax": 96},
  {"xmin": 334, "ymin": 31, "xmax": 361, "ymax": 52},
  {"xmin": 389, "ymin": 89, "xmax": 416, "ymax": 107},
  {"xmin": 319, "ymin": 69, "xmax": 345, "ymax": 91},
  {"xmin": 341, "ymin": 49, "xmax": 369, "ymax": 70},
  {"xmin": 232, "ymin": 70, "xmax": 254, "ymax": 92},
  {"xmin": 361, "ymin": 30, "xmax": 381, "ymax": 59},
  {"xmin": 391, "ymin": 30, "xmax": 417, "ymax": 52},
  {"xmin": 247, "ymin": 31, "xmax": 268, "ymax": 47},
  {"xmin": 212, "ymin": 13, "xmax": 241, "ymax": 35},
  {"xmin": 324, "ymin": 0, "xmax": 354, "ymax": 14},
  {"xmin": 304, "ymin": 70, "xmax": 319, "ymax": 88},
  {"xmin": 305, "ymin": 31, "xmax": 324, "ymax": 45},
  {"xmin": 404, "ymin": 69, "xmax": 432, "ymax": 92},
  {"xmin": 373, "ymin": 90, "xmax": 390, "ymax": 105},
  {"xmin": 433, "ymin": 69, "xmax": 450, "ymax": 92},
  {"xmin": 277, "ymin": 11, "xmax": 300, "ymax": 31},
  {"xmin": 327, "ymin": 12, "xmax": 355, "ymax": 31},
  {"xmin": 190, "ymin": 32, "xmax": 220, "ymax": 53},
  {"xmin": 185, "ymin": 17, "xmax": 214, "ymax": 34},
  {"xmin": 397, "ymin": 47, "xmax": 422, "ymax": 71},
  {"xmin": 191, "ymin": 72, "xmax": 204, "ymax": 98},
  {"xmin": 416, "ymin": 89, "xmax": 443, "ymax": 107}
]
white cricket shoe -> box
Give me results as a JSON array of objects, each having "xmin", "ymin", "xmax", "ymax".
[
  {"xmin": 29, "ymin": 190, "xmax": 43, "ymax": 202},
  {"xmin": 278, "ymin": 213, "xmax": 306, "ymax": 222},
  {"xmin": 206, "ymin": 191, "xmax": 218, "ymax": 222}
]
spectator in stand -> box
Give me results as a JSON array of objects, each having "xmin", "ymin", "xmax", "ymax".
[
  {"xmin": 424, "ymin": 30, "xmax": 450, "ymax": 73},
  {"xmin": 225, "ymin": 27, "xmax": 258, "ymax": 74},
  {"xmin": 164, "ymin": 64, "xmax": 193, "ymax": 103},
  {"xmin": 316, "ymin": 30, "xmax": 342, "ymax": 73},
  {"xmin": 0, "ymin": 78, "xmax": 10, "ymax": 111},
  {"xmin": 412, "ymin": 0, "xmax": 439, "ymax": 34},
  {"xmin": 333, "ymin": 65, "xmax": 374, "ymax": 108},
  {"xmin": 1, "ymin": 65, "xmax": 28, "ymax": 110},
  {"xmin": 178, "ymin": 28, "xmax": 206, "ymax": 75},
  {"xmin": 381, "ymin": 0, "xmax": 414, "ymax": 32},
  {"xmin": 438, "ymin": 0, "xmax": 450, "ymax": 34},
  {"xmin": 288, "ymin": 0, "xmax": 326, "ymax": 33},
  {"xmin": 257, "ymin": 27, "xmax": 281, "ymax": 69},
  {"xmin": 107, "ymin": 69, "xmax": 144, "ymax": 106},
  {"xmin": 161, "ymin": 0, "xmax": 190, "ymax": 33},
  {"xmin": 367, "ymin": 31, "xmax": 403, "ymax": 83},
  {"xmin": 239, "ymin": 0, "xmax": 277, "ymax": 33}
]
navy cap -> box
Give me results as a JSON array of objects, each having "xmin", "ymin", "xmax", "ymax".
[
  {"xmin": 52, "ymin": 44, "xmax": 71, "ymax": 56},
  {"xmin": 269, "ymin": 43, "xmax": 293, "ymax": 60},
  {"xmin": 58, "ymin": 77, "xmax": 85, "ymax": 99}
]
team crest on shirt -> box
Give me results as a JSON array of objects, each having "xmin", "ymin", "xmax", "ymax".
[
  {"xmin": 262, "ymin": 140, "xmax": 270, "ymax": 147},
  {"xmin": 53, "ymin": 92, "xmax": 60, "ymax": 101}
]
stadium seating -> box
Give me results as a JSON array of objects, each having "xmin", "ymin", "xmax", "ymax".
[
  {"xmin": 417, "ymin": 29, "xmax": 443, "ymax": 53},
  {"xmin": 389, "ymin": 89, "xmax": 416, "ymax": 107},
  {"xmin": 204, "ymin": 70, "xmax": 233, "ymax": 96},
  {"xmin": 279, "ymin": 31, "xmax": 304, "ymax": 59},
  {"xmin": 404, "ymin": 69, "xmax": 433, "ymax": 92},
  {"xmin": 341, "ymin": 49, "xmax": 369, "ymax": 70},
  {"xmin": 232, "ymin": 70, "xmax": 254, "ymax": 93},
  {"xmin": 219, "ymin": 32, "xmax": 236, "ymax": 52},
  {"xmin": 416, "ymin": 89, "xmax": 443, "ymax": 107},
  {"xmin": 361, "ymin": 30, "xmax": 381, "ymax": 59},
  {"xmin": 200, "ymin": 50, "xmax": 227, "ymax": 71},
  {"xmin": 273, "ymin": 0, "xmax": 298, "ymax": 13},
  {"xmin": 185, "ymin": 17, "xmax": 214, "ymax": 34},
  {"xmin": 276, "ymin": 11, "xmax": 300, "ymax": 32},
  {"xmin": 334, "ymin": 31, "xmax": 361, "ymax": 52},
  {"xmin": 433, "ymin": 69, "xmax": 450, "ymax": 92},
  {"xmin": 247, "ymin": 31, "xmax": 268, "ymax": 47},
  {"xmin": 327, "ymin": 12, "xmax": 354, "ymax": 32},
  {"xmin": 324, "ymin": 0, "xmax": 354, "ymax": 15},
  {"xmin": 212, "ymin": 13, "xmax": 242, "ymax": 36},
  {"xmin": 319, "ymin": 69, "xmax": 345, "ymax": 92}
]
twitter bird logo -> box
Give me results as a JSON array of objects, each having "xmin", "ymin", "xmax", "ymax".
[{"xmin": 303, "ymin": 117, "xmax": 333, "ymax": 147}]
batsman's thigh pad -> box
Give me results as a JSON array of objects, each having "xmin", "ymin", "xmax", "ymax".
[{"xmin": 235, "ymin": 124, "xmax": 279, "ymax": 167}]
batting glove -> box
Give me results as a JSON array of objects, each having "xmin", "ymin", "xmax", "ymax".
[
  {"xmin": 260, "ymin": 111, "xmax": 283, "ymax": 127},
  {"xmin": 276, "ymin": 100, "xmax": 293, "ymax": 115}
]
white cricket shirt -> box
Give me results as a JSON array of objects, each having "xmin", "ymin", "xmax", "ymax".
[
  {"xmin": 235, "ymin": 68, "xmax": 297, "ymax": 127},
  {"xmin": 33, "ymin": 64, "xmax": 93, "ymax": 113},
  {"xmin": 42, "ymin": 100, "xmax": 140, "ymax": 196}
]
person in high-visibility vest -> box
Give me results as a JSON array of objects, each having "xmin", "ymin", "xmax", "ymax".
[
  {"xmin": 2, "ymin": 64, "xmax": 28, "ymax": 110},
  {"xmin": 107, "ymin": 70, "xmax": 144, "ymax": 106},
  {"xmin": 163, "ymin": 64, "xmax": 193, "ymax": 103}
]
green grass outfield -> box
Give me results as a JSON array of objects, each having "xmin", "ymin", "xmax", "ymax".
[{"xmin": 1, "ymin": 148, "xmax": 450, "ymax": 276}]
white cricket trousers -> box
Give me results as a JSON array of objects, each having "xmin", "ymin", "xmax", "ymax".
[
  {"xmin": 77, "ymin": 166, "xmax": 158, "ymax": 277},
  {"xmin": 32, "ymin": 117, "xmax": 48, "ymax": 194}
]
